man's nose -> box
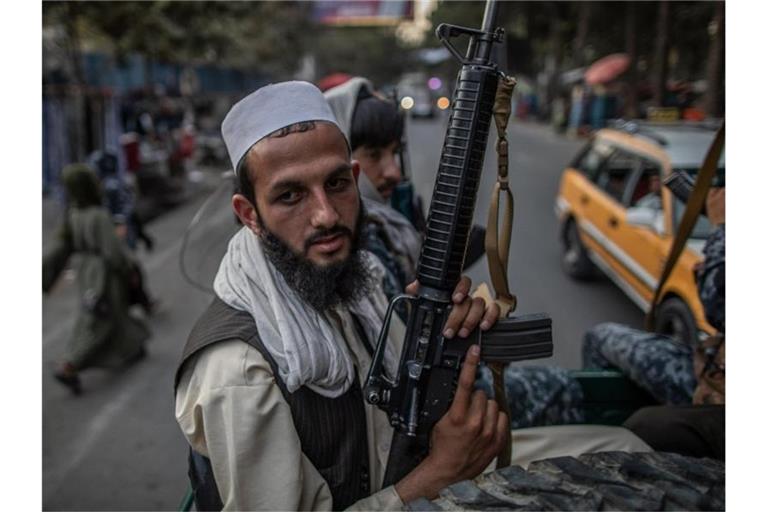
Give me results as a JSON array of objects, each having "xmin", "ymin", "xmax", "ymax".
[
  {"xmin": 383, "ymin": 155, "xmax": 402, "ymax": 183},
  {"xmin": 310, "ymin": 191, "xmax": 341, "ymax": 228}
]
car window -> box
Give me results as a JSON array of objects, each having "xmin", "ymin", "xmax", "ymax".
[
  {"xmin": 572, "ymin": 140, "xmax": 612, "ymax": 182},
  {"xmin": 595, "ymin": 149, "xmax": 639, "ymax": 204},
  {"xmin": 628, "ymin": 159, "xmax": 663, "ymax": 209},
  {"xmin": 671, "ymin": 167, "xmax": 721, "ymax": 240}
]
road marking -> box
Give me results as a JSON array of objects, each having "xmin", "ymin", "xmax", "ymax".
[{"xmin": 43, "ymin": 381, "xmax": 140, "ymax": 499}]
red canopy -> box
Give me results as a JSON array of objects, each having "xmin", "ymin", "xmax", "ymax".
[
  {"xmin": 585, "ymin": 53, "xmax": 630, "ymax": 85},
  {"xmin": 317, "ymin": 73, "xmax": 353, "ymax": 92}
]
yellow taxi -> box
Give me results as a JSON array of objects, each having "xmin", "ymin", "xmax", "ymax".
[{"xmin": 554, "ymin": 121, "xmax": 723, "ymax": 344}]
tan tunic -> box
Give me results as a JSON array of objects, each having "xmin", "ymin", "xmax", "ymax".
[{"xmin": 175, "ymin": 306, "xmax": 407, "ymax": 510}]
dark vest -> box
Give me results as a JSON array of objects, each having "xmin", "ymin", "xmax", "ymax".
[{"xmin": 174, "ymin": 297, "xmax": 372, "ymax": 510}]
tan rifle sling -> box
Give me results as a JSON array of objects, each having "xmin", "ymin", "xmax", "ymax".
[
  {"xmin": 482, "ymin": 74, "xmax": 517, "ymax": 468},
  {"xmin": 644, "ymin": 124, "xmax": 724, "ymax": 331}
]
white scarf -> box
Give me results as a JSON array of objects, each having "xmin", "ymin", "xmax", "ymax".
[{"xmin": 213, "ymin": 227, "xmax": 398, "ymax": 398}]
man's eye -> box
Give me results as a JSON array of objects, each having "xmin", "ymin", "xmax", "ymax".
[
  {"xmin": 327, "ymin": 178, "xmax": 350, "ymax": 191},
  {"xmin": 277, "ymin": 190, "xmax": 301, "ymax": 204},
  {"xmin": 368, "ymin": 149, "xmax": 382, "ymax": 160}
]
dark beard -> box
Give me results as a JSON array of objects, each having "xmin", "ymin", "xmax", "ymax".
[{"xmin": 258, "ymin": 206, "xmax": 374, "ymax": 312}]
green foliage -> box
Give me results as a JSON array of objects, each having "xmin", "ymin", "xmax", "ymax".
[
  {"xmin": 43, "ymin": 1, "xmax": 313, "ymax": 78},
  {"xmin": 42, "ymin": 1, "xmax": 416, "ymax": 85},
  {"xmin": 424, "ymin": 0, "xmax": 719, "ymax": 83},
  {"xmin": 42, "ymin": 0, "xmax": 722, "ymax": 101}
]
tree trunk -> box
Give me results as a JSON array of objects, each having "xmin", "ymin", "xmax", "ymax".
[
  {"xmin": 573, "ymin": 2, "xmax": 592, "ymax": 68},
  {"xmin": 543, "ymin": 3, "xmax": 566, "ymax": 120},
  {"xmin": 63, "ymin": 2, "xmax": 88, "ymax": 161},
  {"xmin": 651, "ymin": 1, "xmax": 670, "ymax": 107},
  {"xmin": 704, "ymin": 2, "xmax": 725, "ymax": 118},
  {"xmin": 624, "ymin": 2, "xmax": 639, "ymax": 118}
]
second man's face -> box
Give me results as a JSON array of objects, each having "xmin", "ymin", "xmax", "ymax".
[
  {"xmin": 352, "ymin": 140, "xmax": 402, "ymax": 200},
  {"xmin": 247, "ymin": 122, "xmax": 360, "ymax": 268}
]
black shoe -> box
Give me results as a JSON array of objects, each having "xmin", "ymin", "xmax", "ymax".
[{"xmin": 54, "ymin": 372, "xmax": 82, "ymax": 395}]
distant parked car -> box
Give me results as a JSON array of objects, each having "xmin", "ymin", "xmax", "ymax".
[{"xmin": 554, "ymin": 121, "xmax": 724, "ymax": 345}]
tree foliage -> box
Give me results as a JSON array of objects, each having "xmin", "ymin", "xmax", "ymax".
[
  {"xmin": 423, "ymin": 0, "xmax": 723, "ymax": 115},
  {"xmin": 43, "ymin": 1, "xmax": 314, "ymax": 79},
  {"xmin": 425, "ymin": 1, "xmax": 721, "ymax": 84},
  {"xmin": 42, "ymin": 1, "xmax": 723, "ymax": 114}
]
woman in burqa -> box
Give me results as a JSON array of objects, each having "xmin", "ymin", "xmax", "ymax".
[{"xmin": 43, "ymin": 164, "xmax": 150, "ymax": 394}]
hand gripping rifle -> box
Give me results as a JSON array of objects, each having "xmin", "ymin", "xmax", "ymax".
[{"xmin": 364, "ymin": 0, "xmax": 553, "ymax": 487}]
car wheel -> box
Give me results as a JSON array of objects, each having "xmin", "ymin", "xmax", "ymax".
[
  {"xmin": 561, "ymin": 219, "xmax": 594, "ymax": 279},
  {"xmin": 654, "ymin": 297, "xmax": 698, "ymax": 346}
]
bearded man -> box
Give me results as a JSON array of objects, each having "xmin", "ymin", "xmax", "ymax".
[{"xmin": 174, "ymin": 81, "xmax": 505, "ymax": 510}]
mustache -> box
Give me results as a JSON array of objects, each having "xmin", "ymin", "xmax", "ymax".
[
  {"xmin": 304, "ymin": 225, "xmax": 353, "ymax": 252},
  {"xmin": 379, "ymin": 177, "xmax": 399, "ymax": 189}
]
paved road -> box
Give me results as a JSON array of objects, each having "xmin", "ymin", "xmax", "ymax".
[{"xmin": 42, "ymin": 119, "xmax": 642, "ymax": 510}]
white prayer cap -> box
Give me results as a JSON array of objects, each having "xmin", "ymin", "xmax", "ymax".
[{"xmin": 221, "ymin": 81, "xmax": 346, "ymax": 175}]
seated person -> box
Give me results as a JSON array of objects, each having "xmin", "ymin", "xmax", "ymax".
[
  {"xmin": 583, "ymin": 187, "xmax": 724, "ymax": 405},
  {"xmin": 621, "ymin": 187, "xmax": 725, "ymax": 460},
  {"xmin": 500, "ymin": 187, "xmax": 725, "ymax": 460},
  {"xmin": 633, "ymin": 173, "xmax": 663, "ymax": 210}
]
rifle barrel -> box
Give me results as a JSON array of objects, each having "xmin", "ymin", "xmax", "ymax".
[{"xmin": 481, "ymin": 0, "xmax": 498, "ymax": 33}]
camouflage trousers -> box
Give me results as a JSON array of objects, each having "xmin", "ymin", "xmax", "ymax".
[
  {"xmin": 478, "ymin": 322, "xmax": 696, "ymax": 429},
  {"xmin": 582, "ymin": 322, "xmax": 696, "ymax": 405}
]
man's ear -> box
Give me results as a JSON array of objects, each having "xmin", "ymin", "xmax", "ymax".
[
  {"xmin": 232, "ymin": 194, "xmax": 262, "ymax": 235},
  {"xmin": 351, "ymin": 160, "xmax": 361, "ymax": 183}
]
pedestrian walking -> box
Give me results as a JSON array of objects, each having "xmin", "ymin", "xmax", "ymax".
[{"xmin": 43, "ymin": 163, "xmax": 150, "ymax": 395}]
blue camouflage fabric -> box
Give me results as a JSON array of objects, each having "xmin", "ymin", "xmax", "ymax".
[
  {"xmin": 502, "ymin": 365, "xmax": 585, "ymax": 428},
  {"xmin": 494, "ymin": 327, "xmax": 697, "ymax": 428},
  {"xmin": 579, "ymin": 224, "xmax": 725, "ymax": 406},
  {"xmin": 697, "ymin": 225, "xmax": 725, "ymax": 333},
  {"xmin": 477, "ymin": 365, "xmax": 585, "ymax": 429},
  {"xmin": 582, "ymin": 323, "xmax": 696, "ymax": 404},
  {"xmin": 361, "ymin": 219, "xmax": 409, "ymax": 321},
  {"xmin": 487, "ymin": 225, "xmax": 725, "ymax": 426}
]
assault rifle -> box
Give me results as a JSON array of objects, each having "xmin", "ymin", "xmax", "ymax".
[{"xmin": 364, "ymin": 0, "xmax": 553, "ymax": 486}]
